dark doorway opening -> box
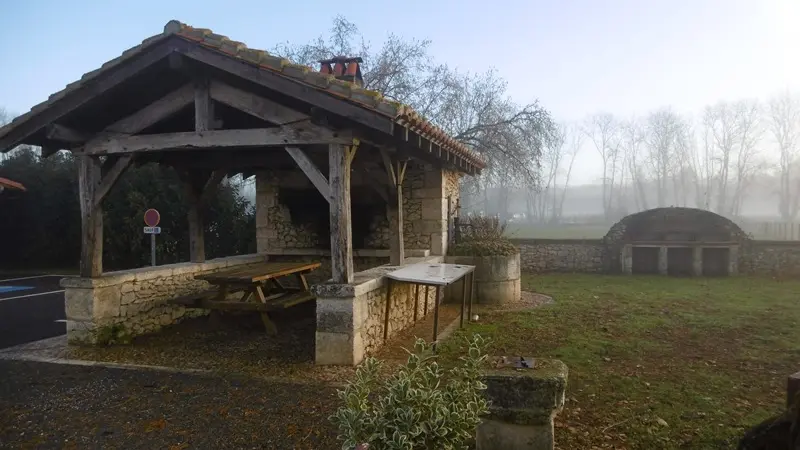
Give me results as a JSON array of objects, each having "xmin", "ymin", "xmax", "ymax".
[
  {"xmin": 667, "ymin": 247, "xmax": 693, "ymax": 276},
  {"xmin": 632, "ymin": 247, "xmax": 659, "ymax": 274},
  {"xmin": 703, "ymin": 248, "xmax": 730, "ymax": 276}
]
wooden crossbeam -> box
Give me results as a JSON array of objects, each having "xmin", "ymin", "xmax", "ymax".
[
  {"xmin": 285, "ymin": 146, "xmax": 330, "ymax": 203},
  {"xmin": 82, "ymin": 127, "xmax": 353, "ymax": 155},
  {"xmin": 209, "ymin": 80, "xmax": 308, "ymax": 125}
]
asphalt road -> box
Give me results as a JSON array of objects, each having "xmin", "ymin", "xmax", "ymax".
[{"xmin": 0, "ymin": 275, "xmax": 66, "ymax": 349}]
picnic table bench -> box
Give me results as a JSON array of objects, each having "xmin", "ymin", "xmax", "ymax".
[{"xmin": 167, "ymin": 261, "xmax": 320, "ymax": 334}]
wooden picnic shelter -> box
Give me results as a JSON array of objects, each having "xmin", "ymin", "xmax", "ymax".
[{"xmin": 0, "ymin": 20, "xmax": 484, "ymax": 283}]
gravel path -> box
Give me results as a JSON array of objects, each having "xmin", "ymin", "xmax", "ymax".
[{"xmin": 0, "ymin": 360, "xmax": 341, "ymax": 450}]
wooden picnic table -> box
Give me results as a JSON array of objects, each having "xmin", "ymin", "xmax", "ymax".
[{"xmin": 168, "ymin": 261, "xmax": 320, "ymax": 334}]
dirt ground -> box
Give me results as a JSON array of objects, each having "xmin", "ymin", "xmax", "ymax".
[
  {"xmin": 0, "ymin": 359, "xmax": 341, "ymax": 450},
  {"xmin": 62, "ymin": 300, "xmax": 469, "ymax": 382}
]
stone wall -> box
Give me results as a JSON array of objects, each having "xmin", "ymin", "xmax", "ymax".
[
  {"xmin": 360, "ymin": 277, "xmax": 437, "ymax": 356},
  {"xmin": 256, "ymin": 170, "xmax": 323, "ymax": 252},
  {"xmin": 741, "ymin": 241, "xmax": 800, "ymax": 276},
  {"xmin": 255, "ymin": 163, "xmax": 455, "ymax": 256},
  {"xmin": 513, "ymin": 239, "xmax": 604, "ymax": 273},
  {"xmin": 509, "ymin": 237, "xmax": 800, "ymax": 276},
  {"xmin": 61, "ymin": 254, "xmax": 266, "ymax": 344},
  {"xmin": 313, "ymin": 256, "xmax": 444, "ymax": 365}
]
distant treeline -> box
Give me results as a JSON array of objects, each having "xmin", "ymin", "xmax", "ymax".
[{"xmin": 0, "ymin": 148, "xmax": 255, "ymax": 272}]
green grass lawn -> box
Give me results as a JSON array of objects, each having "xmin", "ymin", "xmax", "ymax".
[{"xmin": 439, "ymin": 274, "xmax": 800, "ymax": 449}]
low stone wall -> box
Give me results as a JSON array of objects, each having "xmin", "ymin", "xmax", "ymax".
[
  {"xmin": 512, "ymin": 239, "xmax": 604, "ymax": 274},
  {"xmin": 313, "ymin": 256, "xmax": 442, "ymax": 365},
  {"xmin": 510, "ymin": 238, "xmax": 800, "ymax": 276},
  {"xmin": 742, "ymin": 240, "xmax": 800, "ymax": 276},
  {"xmin": 61, "ymin": 254, "xmax": 266, "ymax": 345}
]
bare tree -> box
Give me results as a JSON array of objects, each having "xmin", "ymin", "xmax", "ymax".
[
  {"xmin": 768, "ymin": 90, "xmax": 800, "ymax": 220},
  {"xmin": 643, "ymin": 108, "xmax": 692, "ymax": 207},
  {"xmin": 619, "ymin": 117, "xmax": 648, "ymax": 211},
  {"xmin": 729, "ymin": 99, "xmax": 764, "ymax": 217},
  {"xmin": 274, "ymin": 16, "xmax": 555, "ymax": 216},
  {"xmin": 556, "ymin": 122, "xmax": 583, "ymax": 220},
  {"xmin": 702, "ymin": 102, "xmax": 738, "ymax": 214},
  {"xmin": 583, "ymin": 113, "xmax": 621, "ymax": 220}
]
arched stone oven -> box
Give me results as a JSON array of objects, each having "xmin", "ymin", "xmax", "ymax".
[{"xmin": 603, "ymin": 207, "xmax": 751, "ymax": 276}]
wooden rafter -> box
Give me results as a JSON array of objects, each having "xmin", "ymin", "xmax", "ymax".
[
  {"xmin": 209, "ymin": 80, "xmax": 307, "ymax": 125},
  {"xmin": 0, "ymin": 40, "xmax": 177, "ymax": 154}
]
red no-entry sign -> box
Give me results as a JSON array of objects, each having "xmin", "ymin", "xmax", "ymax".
[{"xmin": 144, "ymin": 208, "xmax": 161, "ymax": 227}]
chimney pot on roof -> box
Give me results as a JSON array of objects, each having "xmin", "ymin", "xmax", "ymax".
[{"xmin": 318, "ymin": 56, "xmax": 364, "ymax": 87}]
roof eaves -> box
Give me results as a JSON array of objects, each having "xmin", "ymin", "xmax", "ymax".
[
  {"xmin": 0, "ymin": 19, "xmax": 487, "ymax": 171},
  {"xmin": 0, "ymin": 32, "xmax": 172, "ymax": 146},
  {"xmin": 167, "ymin": 21, "xmax": 486, "ymax": 170}
]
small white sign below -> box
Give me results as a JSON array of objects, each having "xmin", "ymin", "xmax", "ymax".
[{"xmin": 143, "ymin": 226, "xmax": 162, "ymax": 234}]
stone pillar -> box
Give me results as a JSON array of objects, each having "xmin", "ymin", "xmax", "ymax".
[
  {"xmin": 621, "ymin": 245, "xmax": 633, "ymax": 274},
  {"xmin": 418, "ymin": 168, "xmax": 448, "ymax": 256},
  {"xmin": 728, "ymin": 246, "xmax": 739, "ymax": 275},
  {"xmin": 312, "ymin": 283, "xmax": 366, "ymax": 365},
  {"xmin": 255, "ymin": 171, "xmax": 278, "ymax": 253},
  {"xmin": 62, "ymin": 277, "xmax": 122, "ymax": 345},
  {"xmin": 477, "ymin": 358, "xmax": 567, "ymax": 450},
  {"xmin": 657, "ymin": 246, "xmax": 668, "ymax": 275},
  {"xmin": 692, "ymin": 247, "xmax": 703, "ymax": 276},
  {"xmin": 788, "ymin": 371, "xmax": 800, "ymax": 409}
]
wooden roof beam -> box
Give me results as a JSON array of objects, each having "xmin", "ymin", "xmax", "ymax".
[{"xmin": 82, "ymin": 126, "xmax": 353, "ymax": 155}]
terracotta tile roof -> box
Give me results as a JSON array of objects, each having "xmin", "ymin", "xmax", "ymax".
[
  {"xmin": 0, "ymin": 177, "xmax": 25, "ymax": 191},
  {"xmin": 0, "ymin": 20, "xmax": 485, "ymax": 170}
]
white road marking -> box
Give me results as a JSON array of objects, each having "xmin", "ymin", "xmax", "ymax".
[
  {"xmin": 53, "ymin": 319, "xmax": 67, "ymax": 323},
  {"xmin": 0, "ymin": 274, "xmax": 66, "ymax": 283},
  {"xmin": 0, "ymin": 290, "xmax": 65, "ymax": 302}
]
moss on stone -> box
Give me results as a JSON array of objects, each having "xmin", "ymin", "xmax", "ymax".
[
  {"xmin": 95, "ymin": 323, "xmax": 132, "ymax": 346},
  {"xmin": 450, "ymin": 238, "xmax": 520, "ymax": 257}
]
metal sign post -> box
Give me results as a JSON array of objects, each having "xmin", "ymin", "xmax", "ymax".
[{"xmin": 143, "ymin": 209, "xmax": 161, "ymax": 267}]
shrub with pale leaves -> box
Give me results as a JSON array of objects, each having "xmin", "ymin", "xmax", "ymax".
[{"xmin": 330, "ymin": 335, "xmax": 490, "ymax": 450}]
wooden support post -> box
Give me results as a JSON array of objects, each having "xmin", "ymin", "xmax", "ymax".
[
  {"xmin": 329, "ymin": 143, "xmax": 355, "ymax": 284},
  {"xmin": 78, "ymin": 155, "xmax": 103, "ymax": 277},
  {"xmin": 186, "ymin": 188, "xmax": 205, "ymax": 263},
  {"xmin": 183, "ymin": 79, "xmax": 215, "ymax": 263},
  {"xmin": 383, "ymin": 278, "xmax": 393, "ymax": 342},
  {"xmin": 180, "ymin": 170, "xmax": 223, "ymax": 263},
  {"xmin": 432, "ymin": 285, "xmax": 441, "ymax": 350},
  {"xmin": 380, "ymin": 148, "xmax": 408, "ymax": 266}
]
